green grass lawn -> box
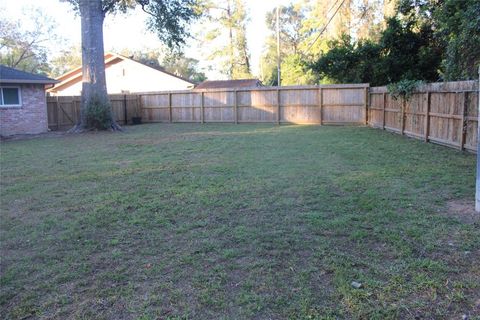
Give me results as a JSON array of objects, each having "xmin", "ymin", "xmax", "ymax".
[{"xmin": 1, "ymin": 124, "xmax": 479, "ymax": 319}]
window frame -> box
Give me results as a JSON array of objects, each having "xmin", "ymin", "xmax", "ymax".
[{"xmin": 0, "ymin": 86, "xmax": 22, "ymax": 107}]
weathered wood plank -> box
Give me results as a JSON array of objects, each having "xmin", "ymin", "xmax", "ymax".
[{"xmin": 424, "ymin": 92, "xmax": 431, "ymax": 142}]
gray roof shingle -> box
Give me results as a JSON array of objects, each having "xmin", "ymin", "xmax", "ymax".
[
  {"xmin": 195, "ymin": 79, "xmax": 262, "ymax": 90},
  {"xmin": 0, "ymin": 65, "xmax": 57, "ymax": 84}
]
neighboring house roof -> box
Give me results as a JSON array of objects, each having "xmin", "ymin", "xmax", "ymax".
[
  {"xmin": 195, "ymin": 79, "xmax": 263, "ymax": 90},
  {"xmin": 49, "ymin": 52, "xmax": 194, "ymax": 93},
  {"xmin": 0, "ymin": 65, "xmax": 58, "ymax": 84}
]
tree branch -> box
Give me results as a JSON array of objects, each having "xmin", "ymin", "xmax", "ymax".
[
  {"xmin": 13, "ymin": 52, "xmax": 36, "ymax": 67},
  {"xmin": 12, "ymin": 39, "xmax": 37, "ymax": 67},
  {"xmin": 102, "ymin": 0, "xmax": 120, "ymax": 14},
  {"xmin": 137, "ymin": 1, "xmax": 156, "ymax": 17}
]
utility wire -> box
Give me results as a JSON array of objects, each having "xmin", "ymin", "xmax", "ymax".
[
  {"xmin": 325, "ymin": 0, "xmax": 342, "ymax": 17},
  {"xmin": 306, "ymin": 0, "xmax": 348, "ymax": 52}
]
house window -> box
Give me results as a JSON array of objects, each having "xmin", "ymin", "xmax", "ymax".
[{"xmin": 0, "ymin": 87, "xmax": 22, "ymax": 107}]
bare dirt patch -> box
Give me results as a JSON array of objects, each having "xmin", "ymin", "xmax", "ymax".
[{"xmin": 444, "ymin": 199, "xmax": 479, "ymax": 224}]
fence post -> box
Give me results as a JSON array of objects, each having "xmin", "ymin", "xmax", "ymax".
[
  {"xmin": 382, "ymin": 92, "xmax": 386, "ymax": 130},
  {"xmin": 73, "ymin": 97, "xmax": 78, "ymax": 125},
  {"xmin": 137, "ymin": 95, "xmax": 142, "ymax": 119},
  {"xmin": 201, "ymin": 92, "xmax": 204, "ymax": 124},
  {"xmin": 123, "ymin": 94, "xmax": 128, "ymax": 125},
  {"xmin": 364, "ymin": 86, "xmax": 369, "ymax": 125},
  {"xmin": 234, "ymin": 90, "xmax": 238, "ymax": 124},
  {"xmin": 169, "ymin": 93, "xmax": 172, "ymax": 123},
  {"xmin": 191, "ymin": 92, "xmax": 196, "ymax": 123},
  {"xmin": 55, "ymin": 96, "xmax": 60, "ymax": 130},
  {"xmin": 424, "ymin": 92, "xmax": 431, "ymax": 142},
  {"xmin": 460, "ymin": 91, "xmax": 468, "ymax": 150},
  {"xmin": 277, "ymin": 88, "xmax": 281, "ymax": 124},
  {"xmin": 318, "ymin": 87, "xmax": 323, "ymax": 125},
  {"xmin": 401, "ymin": 97, "xmax": 406, "ymax": 135}
]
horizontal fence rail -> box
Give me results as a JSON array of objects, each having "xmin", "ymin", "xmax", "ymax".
[{"xmin": 46, "ymin": 81, "xmax": 478, "ymax": 153}]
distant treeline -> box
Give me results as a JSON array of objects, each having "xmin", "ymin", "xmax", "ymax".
[{"xmin": 260, "ymin": 0, "xmax": 480, "ymax": 86}]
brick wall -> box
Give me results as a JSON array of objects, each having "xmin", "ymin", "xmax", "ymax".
[{"xmin": 0, "ymin": 84, "xmax": 48, "ymax": 136}]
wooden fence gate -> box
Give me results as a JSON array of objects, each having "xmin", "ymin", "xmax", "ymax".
[{"xmin": 47, "ymin": 94, "xmax": 141, "ymax": 131}]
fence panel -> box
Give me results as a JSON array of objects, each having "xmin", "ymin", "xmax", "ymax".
[
  {"xmin": 280, "ymin": 88, "xmax": 319, "ymax": 124},
  {"xmin": 237, "ymin": 89, "xmax": 278, "ymax": 123},
  {"xmin": 465, "ymin": 91, "xmax": 478, "ymax": 152},
  {"xmin": 403, "ymin": 92, "xmax": 427, "ymax": 138},
  {"xmin": 368, "ymin": 92, "xmax": 385, "ymax": 128},
  {"xmin": 141, "ymin": 93, "xmax": 170, "ymax": 123},
  {"xmin": 171, "ymin": 91, "xmax": 201, "ymax": 122},
  {"xmin": 369, "ymin": 80, "xmax": 478, "ymax": 152},
  {"xmin": 428, "ymin": 92, "xmax": 462, "ymax": 147},
  {"xmin": 321, "ymin": 86, "xmax": 366, "ymax": 124},
  {"xmin": 47, "ymin": 96, "xmax": 79, "ymax": 131},
  {"xmin": 384, "ymin": 94, "xmax": 402, "ymax": 133},
  {"xmin": 203, "ymin": 90, "xmax": 235, "ymax": 122},
  {"xmin": 110, "ymin": 95, "xmax": 127, "ymax": 125}
]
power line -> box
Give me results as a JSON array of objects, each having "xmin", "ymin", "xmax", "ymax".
[
  {"xmin": 306, "ymin": 0, "xmax": 348, "ymax": 52},
  {"xmin": 326, "ymin": 0, "xmax": 342, "ymax": 17}
]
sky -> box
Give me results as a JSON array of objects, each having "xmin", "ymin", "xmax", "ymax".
[{"xmin": 1, "ymin": 0, "xmax": 293, "ymax": 79}]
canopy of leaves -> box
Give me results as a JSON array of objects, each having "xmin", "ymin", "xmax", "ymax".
[
  {"xmin": 311, "ymin": 0, "xmax": 479, "ymax": 85},
  {"xmin": 161, "ymin": 53, "xmax": 207, "ymax": 83},
  {"xmin": 387, "ymin": 79, "xmax": 424, "ymax": 100},
  {"xmin": 259, "ymin": 0, "xmax": 390, "ymax": 86},
  {"xmin": 0, "ymin": 8, "xmax": 60, "ymax": 75},
  {"xmin": 311, "ymin": 35, "xmax": 381, "ymax": 85},
  {"xmin": 265, "ymin": 4, "xmax": 307, "ymax": 56},
  {"xmin": 49, "ymin": 46, "xmax": 82, "ymax": 77},
  {"xmin": 281, "ymin": 54, "xmax": 317, "ymax": 86},
  {"xmin": 260, "ymin": 4, "xmax": 316, "ymax": 85},
  {"xmin": 118, "ymin": 48, "xmax": 206, "ymax": 83},
  {"xmin": 432, "ymin": 0, "xmax": 479, "ymax": 80},
  {"xmin": 64, "ymin": 0, "xmax": 202, "ymax": 49},
  {"xmin": 200, "ymin": 0, "xmax": 251, "ymax": 79},
  {"xmin": 311, "ymin": 16, "xmax": 444, "ymax": 86}
]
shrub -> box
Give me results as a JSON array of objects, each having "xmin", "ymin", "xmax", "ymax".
[
  {"xmin": 387, "ymin": 79, "xmax": 424, "ymax": 101},
  {"xmin": 85, "ymin": 95, "xmax": 112, "ymax": 129}
]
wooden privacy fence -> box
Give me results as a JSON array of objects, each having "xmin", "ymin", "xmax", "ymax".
[
  {"xmin": 46, "ymin": 84, "xmax": 368, "ymax": 129},
  {"xmin": 47, "ymin": 94, "xmax": 141, "ymax": 131},
  {"xmin": 138, "ymin": 84, "xmax": 368, "ymax": 125},
  {"xmin": 368, "ymin": 81, "xmax": 478, "ymax": 152},
  {"xmin": 46, "ymin": 81, "xmax": 478, "ymax": 152}
]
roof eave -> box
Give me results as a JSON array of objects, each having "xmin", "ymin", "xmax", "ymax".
[
  {"xmin": 0, "ymin": 79, "xmax": 59, "ymax": 84},
  {"xmin": 54, "ymin": 55, "xmax": 120, "ymax": 82}
]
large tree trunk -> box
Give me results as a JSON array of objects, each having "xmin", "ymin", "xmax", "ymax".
[{"xmin": 72, "ymin": 0, "xmax": 120, "ymax": 132}]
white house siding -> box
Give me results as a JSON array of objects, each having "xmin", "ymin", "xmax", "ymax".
[{"xmin": 54, "ymin": 59, "xmax": 193, "ymax": 96}]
